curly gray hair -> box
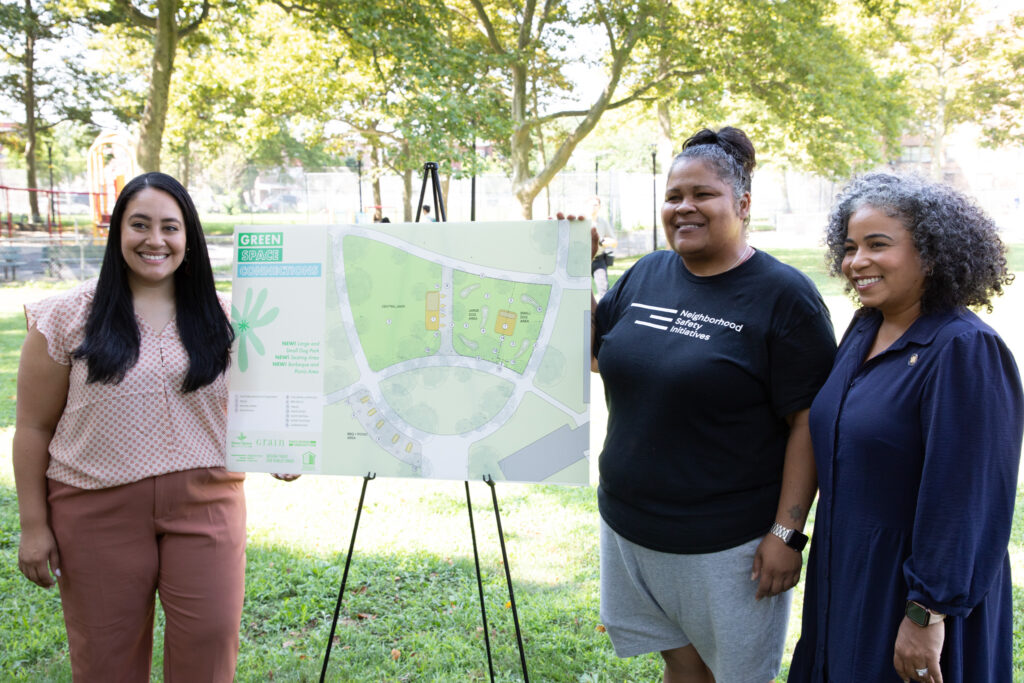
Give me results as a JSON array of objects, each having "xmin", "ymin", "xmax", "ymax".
[{"xmin": 825, "ymin": 172, "xmax": 1013, "ymax": 313}]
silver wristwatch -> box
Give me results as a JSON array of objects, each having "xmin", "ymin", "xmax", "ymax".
[{"xmin": 769, "ymin": 522, "xmax": 809, "ymax": 552}]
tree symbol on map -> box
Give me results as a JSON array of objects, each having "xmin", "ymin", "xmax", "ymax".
[{"xmin": 232, "ymin": 287, "xmax": 279, "ymax": 371}]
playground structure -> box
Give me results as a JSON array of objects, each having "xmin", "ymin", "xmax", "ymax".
[
  {"xmin": 87, "ymin": 131, "xmax": 138, "ymax": 238},
  {"xmin": 1, "ymin": 131, "xmax": 138, "ymax": 240},
  {"xmin": 0, "ymin": 184, "xmax": 64, "ymax": 237}
]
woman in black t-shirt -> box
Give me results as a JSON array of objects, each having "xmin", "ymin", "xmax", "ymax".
[{"xmin": 590, "ymin": 127, "xmax": 835, "ymax": 682}]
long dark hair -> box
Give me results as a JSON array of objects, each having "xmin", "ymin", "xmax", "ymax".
[{"xmin": 73, "ymin": 172, "xmax": 234, "ymax": 392}]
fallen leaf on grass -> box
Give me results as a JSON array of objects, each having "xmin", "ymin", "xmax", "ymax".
[
  {"xmin": 356, "ymin": 613, "xmax": 376, "ymax": 620},
  {"xmin": 391, "ymin": 648, "xmax": 401, "ymax": 661},
  {"xmin": 283, "ymin": 640, "xmax": 295, "ymax": 648},
  {"xmin": 596, "ymin": 624, "xmax": 607, "ymax": 633},
  {"xmin": 504, "ymin": 601, "xmax": 511, "ymax": 609}
]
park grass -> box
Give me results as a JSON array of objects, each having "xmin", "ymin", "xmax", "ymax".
[{"xmin": 1, "ymin": 247, "xmax": 1023, "ymax": 681}]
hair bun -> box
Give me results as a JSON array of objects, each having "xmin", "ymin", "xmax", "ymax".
[
  {"xmin": 683, "ymin": 128, "xmax": 720, "ymax": 149},
  {"xmin": 681, "ymin": 126, "xmax": 756, "ymax": 176}
]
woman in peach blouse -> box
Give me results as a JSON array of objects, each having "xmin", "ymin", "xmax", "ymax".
[{"xmin": 13, "ymin": 172, "xmax": 244, "ymax": 681}]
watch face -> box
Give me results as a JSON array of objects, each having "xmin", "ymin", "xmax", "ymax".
[
  {"xmin": 788, "ymin": 530, "xmax": 809, "ymax": 552},
  {"xmin": 906, "ymin": 601, "xmax": 930, "ymax": 626}
]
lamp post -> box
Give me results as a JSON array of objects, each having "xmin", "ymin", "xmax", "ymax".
[
  {"xmin": 356, "ymin": 158, "xmax": 363, "ymax": 214},
  {"xmin": 651, "ymin": 145, "xmax": 658, "ymax": 250},
  {"xmin": 47, "ymin": 142, "xmax": 55, "ymax": 230},
  {"xmin": 470, "ymin": 133, "xmax": 477, "ymax": 222}
]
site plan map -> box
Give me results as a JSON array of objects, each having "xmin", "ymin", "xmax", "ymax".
[{"xmin": 226, "ymin": 220, "xmax": 592, "ymax": 484}]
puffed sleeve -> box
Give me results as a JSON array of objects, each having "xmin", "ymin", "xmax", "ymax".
[
  {"xmin": 903, "ymin": 329, "xmax": 1024, "ymax": 616},
  {"xmin": 23, "ymin": 285, "xmax": 94, "ymax": 366}
]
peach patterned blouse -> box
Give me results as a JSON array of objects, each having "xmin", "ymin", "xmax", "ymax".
[{"xmin": 25, "ymin": 280, "xmax": 230, "ymax": 490}]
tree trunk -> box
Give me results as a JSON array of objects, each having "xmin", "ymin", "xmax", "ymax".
[
  {"xmin": 929, "ymin": 53, "xmax": 948, "ymax": 182},
  {"xmin": 510, "ymin": 62, "xmax": 534, "ymax": 219},
  {"xmin": 401, "ymin": 168, "xmax": 413, "ymax": 222},
  {"xmin": 657, "ymin": 99, "xmax": 674, "ymax": 171},
  {"xmin": 370, "ymin": 145, "xmax": 384, "ymax": 221},
  {"xmin": 371, "ymin": 146, "xmax": 383, "ymax": 221},
  {"xmin": 508, "ymin": 42, "xmax": 635, "ymax": 219},
  {"xmin": 22, "ymin": 0, "xmax": 41, "ymax": 222},
  {"xmin": 930, "ymin": 103, "xmax": 945, "ymax": 182},
  {"xmin": 135, "ymin": 0, "xmax": 180, "ymax": 173},
  {"xmin": 780, "ymin": 166, "xmax": 792, "ymax": 214},
  {"xmin": 181, "ymin": 140, "xmax": 191, "ymax": 188},
  {"xmin": 440, "ymin": 174, "xmax": 450, "ymax": 220}
]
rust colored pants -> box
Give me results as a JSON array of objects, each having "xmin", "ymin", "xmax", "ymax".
[{"xmin": 48, "ymin": 467, "xmax": 246, "ymax": 683}]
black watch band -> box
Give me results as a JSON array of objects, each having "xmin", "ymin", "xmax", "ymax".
[
  {"xmin": 906, "ymin": 600, "xmax": 946, "ymax": 627},
  {"xmin": 769, "ymin": 522, "xmax": 809, "ymax": 552}
]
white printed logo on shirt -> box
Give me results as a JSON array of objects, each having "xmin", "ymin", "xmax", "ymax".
[{"xmin": 629, "ymin": 302, "xmax": 744, "ymax": 341}]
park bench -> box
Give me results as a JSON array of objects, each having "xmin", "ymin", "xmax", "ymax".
[
  {"xmin": 0, "ymin": 247, "xmax": 27, "ymax": 281},
  {"xmin": 43, "ymin": 243, "xmax": 107, "ymax": 280}
]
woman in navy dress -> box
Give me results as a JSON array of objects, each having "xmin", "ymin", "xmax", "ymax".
[{"xmin": 789, "ymin": 172, "xmax": 1023, "ymax": 683}]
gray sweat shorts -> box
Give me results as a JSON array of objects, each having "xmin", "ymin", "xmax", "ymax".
[{"xmin": 599, "ymin": 518, "xmax": 791, "ymax": 682}]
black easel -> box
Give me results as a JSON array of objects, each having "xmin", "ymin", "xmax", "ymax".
[
  {"xmin": 319, "ymin": 163, "xmax": 529, "ymax": 682},
  {"xmin": 415, "ymin": 161, "xmax": 447, "ymax": 223}
]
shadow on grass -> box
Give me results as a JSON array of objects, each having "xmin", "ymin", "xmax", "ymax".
[
  {"xmin": 0, "ymin": 478, "xmax": 660, "ymax": 683},
  {"xmin": 239, "ymin": 544, "xmax": 648, "ymax": 682}
]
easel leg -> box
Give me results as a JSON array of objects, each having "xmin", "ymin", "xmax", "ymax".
[
  {"xmin": 319, "ymin": 472, "xmax": 375, "ymax": 683},
  {"xmin": 486, "ymin": 476, "xmax": 530, "ymax": 682},
  {"xmin": 430, "ymin": 164, "xmax": 446, "ymax": 222},
  {"xmin": 415, "ymin": 162, "xmax": 447, "ymax": 222},
  {"xmin": 465, "ymin": 480, "xmax": 497, "ymax": 682}
]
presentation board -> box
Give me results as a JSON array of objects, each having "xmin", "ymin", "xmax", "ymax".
[{"xmin": 225, "ymin": 220, "xmax": 592, "ymax": 484}]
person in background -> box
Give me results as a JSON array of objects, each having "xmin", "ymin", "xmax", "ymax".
[
  {"xmin": 14, "ymin": 172, "xmax": 270, "ymax": 681},
  {"xmin": 788, "ymin": 173, "xmax": 1023, "ymax": 683},
  {"xmin": 422, "ymin": 204, "xmax": 436, "ymax": 221},
  {"xmin": 590, "ymin": 195, "xmax": 616, "ymax": 298},
  {"xmin": 591, "ymin": 127, "xmax": 836, "ymax": 682}
]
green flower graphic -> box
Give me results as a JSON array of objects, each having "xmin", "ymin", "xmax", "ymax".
[{"xmin": 232, "ymin": 287, "xmax": 279, "ymax": 371}]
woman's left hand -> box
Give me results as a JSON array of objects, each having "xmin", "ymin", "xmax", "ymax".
[
  {"xmin": 894, "ymin": 616, "xmax": 944, "ymax": 682},
  {"xmin": 751, "ymin": 534, "xmax": 802, "ymax": 600},
  {"xmin": 270, "ymin": 473, "xmax": 301, "ymax": 482}
]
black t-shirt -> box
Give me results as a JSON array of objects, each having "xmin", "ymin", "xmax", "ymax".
[{"xmin": 594, "ymin": 249, "xmax": 836, "ymax": 553}]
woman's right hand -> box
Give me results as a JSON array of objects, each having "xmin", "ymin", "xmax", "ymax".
[{"xmin": 18, "ymin": 524, "xmax": 60, "ymax": 588}]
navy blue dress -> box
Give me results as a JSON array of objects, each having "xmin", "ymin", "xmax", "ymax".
[{"xmin": 789, "ymin": 309, "xmax": 1023, "ymax": 682}]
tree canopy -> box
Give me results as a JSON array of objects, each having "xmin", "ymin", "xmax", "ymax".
[
  {"xmin": 274, "ymin": 0, "xmax": 912, "ymax": 216},
  {"xmin": 2, "ymin": 0, "xmax": 1021, "ymax": 213},
  {"xmin": 0, "ymin": 0, "xmax": 95, "ymax": 218}
]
